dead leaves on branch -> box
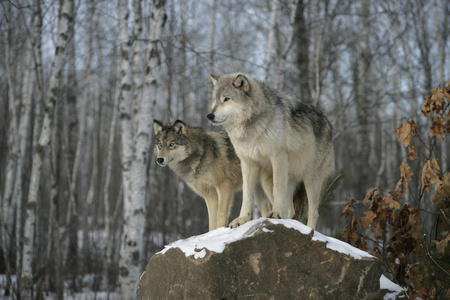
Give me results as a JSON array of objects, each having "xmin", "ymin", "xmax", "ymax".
[
  {"xmin": 393, "ymin": 120, "xmax": 418, "ymax": 147},
  {"xmin": 421, "ymin": 159, "xmax": 441, "ymax": 193},
  {"xmin": 341, "ymin": 82, "xmax": 450, "ymax": 298},
  {"xmin": 433, "ymin": 174, "xmax": 450, "ymax": 206},
  {"xmin": 421, "ymin": 81, "xmax": 450, "ymax": 117},
  {"xmin": 393, "ymin": 120, "xmax": 418, "ymax": 160},
  {"xmin": 421, "ymin": 81, "xmax": 450, "ymax": 139}
]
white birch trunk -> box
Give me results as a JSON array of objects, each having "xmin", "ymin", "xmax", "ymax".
[
  {"xmin": 21, "ymin": 1, "xmax": 72, "ymax": 298},
  {"xmin": 117, "ymin": 0, "xmax": 136, "ymax": 297},
  {"xmin": 119, "ymin": 0, "xmax": 166, "ymax": 298},
  {"xmin": 132, "ymin": 0, "xmax": 144, "ymax": 133},
  {"xmin": 61, "ymin": 0, "xmax": 84, "ymax": 270},
  {"xmin": 13, "ymin": 0, "xmax": 40, "ymax": 281}
]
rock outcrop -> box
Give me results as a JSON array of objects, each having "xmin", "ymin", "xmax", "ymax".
[{"xmin": 138, "ymin": 218, "xmax": 384, "ymax": 299}]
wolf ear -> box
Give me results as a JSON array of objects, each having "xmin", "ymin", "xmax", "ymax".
[
  {"xmin": 210, "ymin": 74, "xmax": 219, "ymax": 86},
  {"xmin": 154, "ymin": 119, "xmax": 164, "ymax": 135},
  {"xmin": 233, "ymin": 74, "xmax": 250, "ymax": 92},
  {"xmin": 173, "ymin": 120, "xmax": 188, "ymax": 136}
]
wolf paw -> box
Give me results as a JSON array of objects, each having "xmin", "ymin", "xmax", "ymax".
[
  {"xmin": 268, "ymin": 211, "xmax": 282, "ymax": 219},
  {"xmin": 228, "ymin": 216, "xmax": 251, "ymax": 228}
]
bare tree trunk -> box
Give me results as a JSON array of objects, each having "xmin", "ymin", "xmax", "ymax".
[
  {"xmin": 132, "ymin": 0, "xmax": 144, "ymax": 132},
  {"xmin": 13, "ymin": 1, "xmax": 41, "ymax": 288},
  {"xmin": 275, "ymin": 0, "xmax": 299, "ymax": 90},
  {"xmin": 312, "ymin": 0, "xmax": 328, "ymax": 106},
  {"xmin": 117, "ymin": 0, "xmax": 136, "ymax": 297},
  {"xmin": 103, "ymin": 62, "xmax": 121, "ymax": 297},
  {"xmin": 204, "ymin": 0, "xmax": 217, "ymax": 125},
  {"xmin": 119, "ymin": 0, "xmax": 166, "ymax": 298},
  {"xmin": 433, "ymin": 0, "xmax": 447, "ymax": 172},
  {"xmin": 354, "ymin": 0, "xmax": 371, "ymax": 198},
  {"xmin": 178, "ymin": 0, "xmax": 188, "ymax": 121},
  {"xmin": 80, "ymin": 0, "xmax": 96, "ymax": 270},
  {"xmin": 1, "ymin": 4, "xmax": 20, "ymax": 295},
  {"xmin": 21, "ymin": 0, "xmax": 72, "ymax": 298},
  {"xmin": 295, "ymin": 0, "xmax": 311, "ymax": 103},
  {"xmin": 60, "ymin": 1, "xmax": 78, "ymax": 291},
  {"xmin": 263, "ymin": 0, "xmax": 278, "ymax": 82}
]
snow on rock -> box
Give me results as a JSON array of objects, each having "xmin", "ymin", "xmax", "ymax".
[
  {"xmin": 139, "ymin": 217, "xmax": 385, "ymax": 299},
  {"xmin": 159, "ymin": 217, "xmax": 373, "ymax": 260}
]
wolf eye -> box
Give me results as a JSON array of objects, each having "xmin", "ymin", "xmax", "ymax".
[
  {"xmin": 223, "ymin": 97, "xmax": 230, "ymax": 102},
  {"xmin": 169, "ymin": 142, "xmax": 175, "ymax": 148}
]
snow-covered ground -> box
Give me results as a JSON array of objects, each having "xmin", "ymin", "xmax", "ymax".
[{"xmin": 0, "ymin": 275, "xmax": 121, "ymax": 299}]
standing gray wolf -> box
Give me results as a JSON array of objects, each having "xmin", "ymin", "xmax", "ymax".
[
  {"xmin": 153, "ymin": 119, "xmax": 243, "ymax": 231},
  {"xmin": 207, "ymin": 73, "xmax": 335, "ymax": 229}
]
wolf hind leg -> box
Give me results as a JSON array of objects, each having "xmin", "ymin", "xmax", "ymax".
[
  {"xmin": 304, "ymin": 179, "xmax": 327, "ymax": 229},
  {"xmin": 254, "ymin": 182, "xmax": 272, "ymax": 217},
  {"xmin": 270, "ymin": 152, "xmax": 295, "ymax": 219}
]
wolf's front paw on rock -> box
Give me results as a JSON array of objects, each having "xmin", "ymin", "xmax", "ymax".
[
  {"xmin": 268, "ymin": 211, "xmax": 282, "ymax": 219},
  {"xmin": 229, "ymin": 216, "xmax": 251, "ymax": 228}
]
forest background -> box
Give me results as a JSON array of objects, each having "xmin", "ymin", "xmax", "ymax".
[{"xmin": 0, "ymin": 0, "xmax": 449, "ymax": 299}]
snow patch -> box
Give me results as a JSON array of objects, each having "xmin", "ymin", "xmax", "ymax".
[
  {"xmin": 380, "ymin": 275, "xmax": 405, "ymax": 299},
  {"xmin": 158, "ymin": 218, "xmax": 373, "ymax": 260},
  {"xmin": 312, "ymin": 231, "xmax": 373, "ymax": 260}
]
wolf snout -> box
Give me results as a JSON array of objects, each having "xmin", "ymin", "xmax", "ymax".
[
  {"xmin": 156, "ymin": 157, "xmax": 165, "ymax": 166},
  {"xmin": 207, "ymin": 113, "xmax": 215, "ymax": 121}
]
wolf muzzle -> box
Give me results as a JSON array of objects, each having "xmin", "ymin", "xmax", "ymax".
[
  {"xmin": 207, "ymin": 113, "xmax": 215, "ymax": 121},
  {"xmin": 156, "ymin": 157, "xmax": 166, "ymax": 166}
]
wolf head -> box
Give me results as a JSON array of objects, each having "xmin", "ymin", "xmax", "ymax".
[
  {"xmin": 207, "ymin": 73, "xmax": 258, "ymax": 127},
  {"xmin": 153, "ymin": 119, "xmax": 189, "ymax": 167}
]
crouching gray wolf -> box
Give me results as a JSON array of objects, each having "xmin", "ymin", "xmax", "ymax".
[
  {"xmin": 207, "ymin": 73, "xmax": 335, "ymax": 229},
  {"xmin": 153, "ymin": 119, "xmax": 243, "ymax": 231}
]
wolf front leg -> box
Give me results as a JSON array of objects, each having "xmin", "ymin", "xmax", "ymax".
[
  {"xmin": 202, "ymin": 191, "xmax": 219, "ymax": 231},
  {"xmin": 215, "ymin": 181, "xmax": 234, "ymax": 228},
  {"xmin": 229, "ymin": 160, "xmax": 258, "ymax": 228},
  {"xmin": 270, "ymin": 151, "xmax": 295, "ymax": 219}
]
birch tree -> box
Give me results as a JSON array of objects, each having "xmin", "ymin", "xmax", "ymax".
[
  {"xmin": 13, "ymin": 0, "xmax": 40, "ymax": 283},
  {"xmin": 117, "ymin": 0, "xmax": 134, "ymax": 296},
  {"xmin": 119, "ymin": 0, "xmax": 166, "ymax": 297},
  {"xmin": 1, "ymin": 3, "xmax": 19, "ymax": 295},
  {"xmin": 21, "ymin": 0, "xmax": 72, "ymax": 298}
]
